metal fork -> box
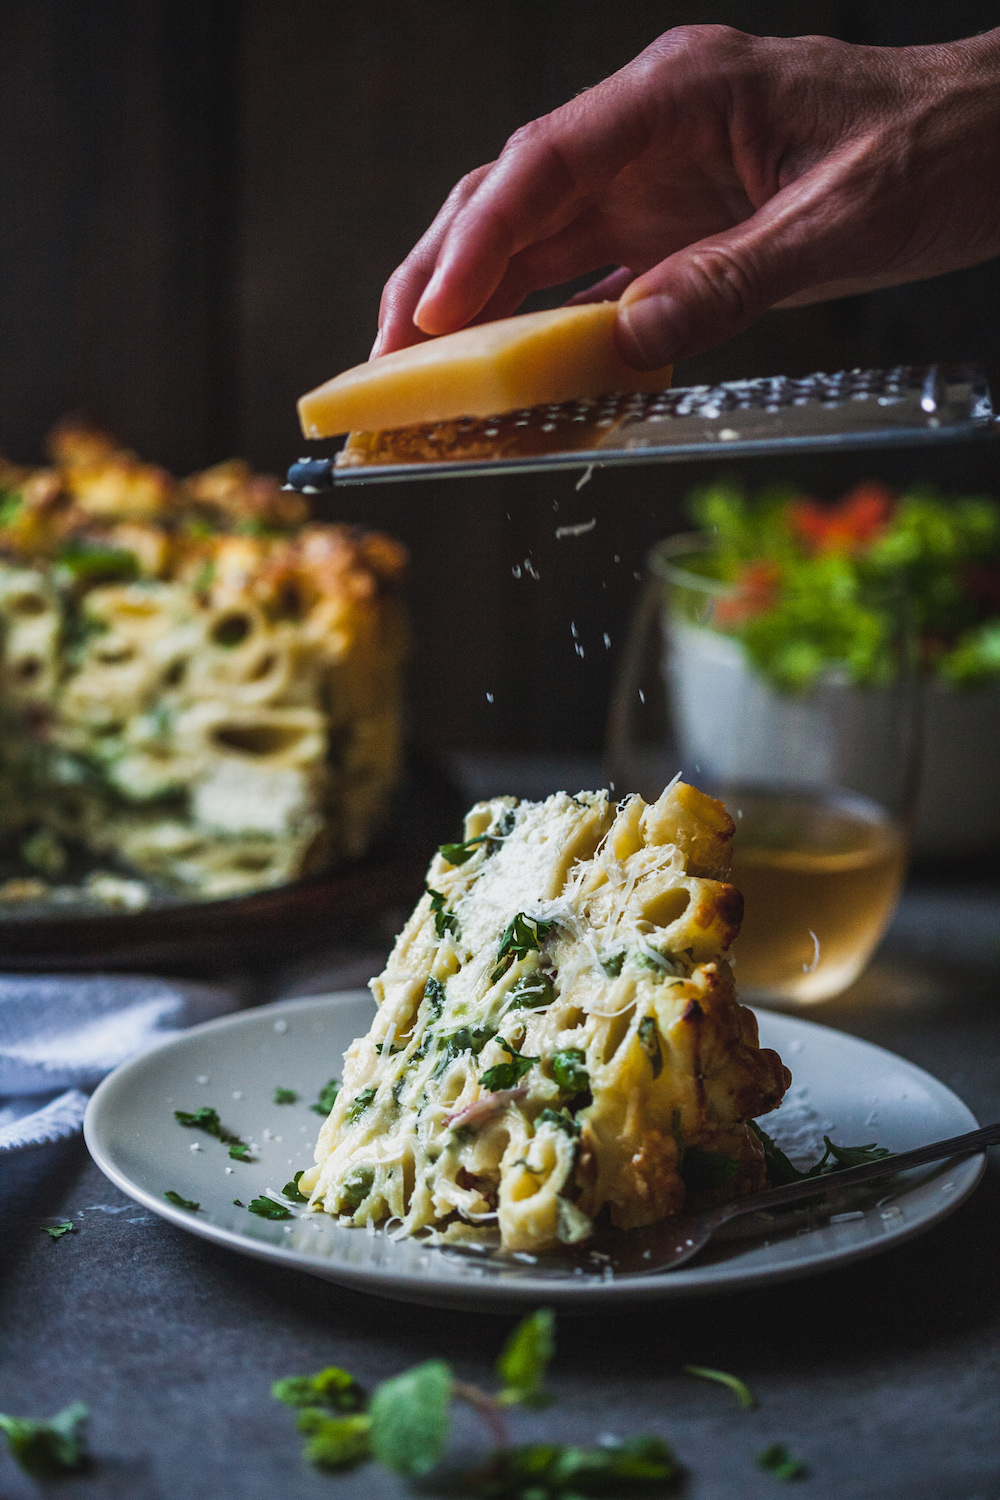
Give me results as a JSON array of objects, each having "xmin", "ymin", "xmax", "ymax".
[{"xmin": 606, "ymin": 1122, "xmax": 1000, "ymax": 1276}]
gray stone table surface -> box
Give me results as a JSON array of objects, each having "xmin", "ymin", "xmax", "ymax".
[{"xmin": 1, "ymin": 875, "xmax": 998, "ymax": 1500}]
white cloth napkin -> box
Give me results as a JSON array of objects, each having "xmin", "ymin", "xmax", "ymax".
[{"xmin": 0, "ymin": 974, "xmax": 235, "ymax": 1150}]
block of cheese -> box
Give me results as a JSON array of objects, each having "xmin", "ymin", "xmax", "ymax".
[{"xmin": 297, "ymin": 302, "xmax": 673, "ymax": 439}]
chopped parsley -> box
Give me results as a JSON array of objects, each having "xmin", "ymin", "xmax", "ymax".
[
  {"xmin": 423, "ymin": 976, "xmax": 446, "ymax": 1018},
  {"xmin": 682, "ymin": 1365, "xmax": 756, "ymax": 1409},
  {"xmin": 438, "ymin": 833, "xmax": 490, "ymax": 865},
  {"xmin": 273, "ymin": 1087, "xmax": 298, "ymax": 1104},
  {"xmin": 246, "ymin": 1196, "xmax": 292, "ymax": 1220},
  {"xmin": 637, "ymin": 1016, "xmax": 663, "ymax": 1078},
  {"xmin": 339, "ymin": 1166, "xmax": 375, "ymax": 1212},
  {"xmin": 345, "ymin": 1087, "xmax": 378, "ymax": 1124},
  {"xmin": 491, "ymin": 912, "xmax": 558, "ymax": 982},
  {"xmin": 282, "ymin": 1170, "xmax": 309, "ymax": 1203},
  {"xmin": 311, "ymin": 1077, "xmax": 341, "ymax": 1117},
  {"xmin": 228, "ymin": 1142, "xmax": 254, "ymax": 1162},
  {"xmin": 375, "ymin": 1042, "xmax": 402, "ymax": 1055},
  {"xmin": 42, "ymin": 1221, "xmax": 75, "ymax": 1240},
  {"xmin": 750, "ymin": 1121, "xmax": 891, "ymax": 1185},
  {"xmin": 757, "ymin": 1442, "xmax": 807, "ymax": 1480},
  {"xmin": 536, "ymin": 1108, "xmax": 581, "ymax": 1139},
  {"xmin": 0, "ymin": 1402, "xmax": 89, "ymax": 1479},
  {"xmin": 55, "ymin": 540, "xmax": 138, "ymax": 584},
  {"xmin": 508, "ymin": 972, "xmax": 555, "ymax": 1010},
  {"xmin": 427, "ymin": 887, "xmax": 459, "ymax": 940},
  {"xmin": 233, "ymin": 1199, "xmax": 245, "ymax": 1207},
  {"xmin": 600, "ymin": 950, "xmax": 625, "ymax": 977},
  {"xmin": 164, "ymin": 1191, "xmax": 199, "ymax": 1211},
  {"xmin": 173, "ymin": 1105, "xmax": 245, "ymax": 1148},
  {"xmin": 433, "ymin": 1025, "xmax": 495, "ymax": 1077},
  {"xmin": 480, "ymin": 1043, "xmax": 539, "ymax": 1092},
  {"xmin": 551, "ymin": 1048, "xmax": 589, "ymax": 1097}
]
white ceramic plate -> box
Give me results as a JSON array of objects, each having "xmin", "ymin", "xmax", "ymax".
[{"xmin": 84, "ymin": 992, "xmax": 983, "ymax": 1309}]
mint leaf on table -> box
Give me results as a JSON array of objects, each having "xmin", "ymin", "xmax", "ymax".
[
  {"xmin": 164, "ymin": 1191, "xmax": 199, "ymax": 1211},
  {"xmin": 472, "ymin": 1435, "xmax": 678, "ymax": 1496},
  {"xmin": 228, "ymin": 1142, "xmax": 254, "ymax": 1162},
  {"xmin": 496, "ymin": 1309, "xmax": 554, "ymax": 1408},
  {"xmin": 0, "ymin": 1402, "xmax": 89, "ymax": 1478},
  {"xmin": 273, "ymin": 1087, "xmax": 298, "ymax": 1105},
  {"xmin": 282, "ymin": 1170, "xmax": 309, "ymax": 1203},
  {"xmin": 311, "ymin": 1078, "xmax": 341, "ymax": 1117},
  {"xmin": 296, "ymin": 1411, "xmax": 372, "ymax": 1470},
  {"xmin": 42, "ymin": 1221, "xmax": 75, "ymax": 1240},
  {"xmin": 757, "ymin": 1442, "xmax": 807, "ymax": 1480},
  {"xmin": 368, "ymin": 1358, "xmax": 453, "ymax": 1477},
  {"xmin": 273, "ymin": 1367, "xmax": 365, "ymax": 1412},
  {"xmin": 246, "ymin": 1197, "xmax": 292, "ymax": 1220},
  {"xmin": 682, "ymin": 1365, "xmax": 756, "ymax": 1410}
]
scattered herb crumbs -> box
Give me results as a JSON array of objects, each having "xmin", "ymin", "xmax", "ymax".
[
  {"xmin": 311, "ymin": 1078, "xmax": 341, "ymax": 1117},
  {"xmin": 164, "ymin": 1191, "xmax": 200, "ymax": 1211},
  {"xmin": 0, "ymin": 1402, "xmax": 89, "ymax": 1479},
  {"xmin": 233, "ymin": 1199, "xmax": 245, "ymax": 1207},
  {"xmin": 273, "ymin": 1087, "xmax": 298, "ymax": 1105},
  {"xmin": 247, "ymin": 1196, "xmax": 292, "ymax": 1220},
  {"xmin": 282, "ymin": 1170, "xmax": 309, "ymax": 1203},
  {"xmin": 478, "ymin": 1435, "xmax": 678, "ymax": 1494},
  {"xmin": 757, "ymin": 1442, "xmax": 807, "ymax": 1480},
  {"xmin": 682, "ymin": 1365, "xmax": 756, "ymax": 1410},
  {"xmin": 173, "ymin": 1106, "xmax": 245, "ymax": 1148},
  {"xmin": 496, "ymin": 1308, "xmax": 554, "ymax": 1407},
  {"xmin": 228, "ymin": 1142, "xmax": 254, "ymax": 1162},
  {"xmin": 42, "ymin": 1221, "xmax": 75, "ymax": 1240}
]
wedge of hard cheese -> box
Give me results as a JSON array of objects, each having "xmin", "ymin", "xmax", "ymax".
[{"xmin": 297, "ymin": 302, "xmax": 673, "ymax": 439}]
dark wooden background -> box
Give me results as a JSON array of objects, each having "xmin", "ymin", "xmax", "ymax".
[{"xmin": 2, "ymin": 0, "xmax": 999, "ymax": 752}]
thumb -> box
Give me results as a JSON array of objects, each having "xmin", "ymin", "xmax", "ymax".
[{"xmin": 616, "ymin": 211, "xmax": 812, "ymax": 369}]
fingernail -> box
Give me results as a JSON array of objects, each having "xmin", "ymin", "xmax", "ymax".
[
  {"xmin": 414, "ymin": 267, "xmax": 445, "ymax": 328},
  {"xmin": 618, "ymin": 294, "xmax": 687, "ymax": 370},
  {"xmin": 369, "ymin": 330, "xmax": 383, "ymax": 359}
]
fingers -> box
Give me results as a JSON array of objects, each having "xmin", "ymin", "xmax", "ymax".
[
  {"xmin": 377, "ymin": 164, "xmax": 494, "ymax": 354},
  {"xmin": 412, "ymin": 85, "xmax": 652, "ymax": 336},
  {"xmin": 615, "ymin": 178, "xmax": 831, "ymax": 367},
  {"xmin": 566, "ymin": 268, "xmax": 636, "ymax": 304}
]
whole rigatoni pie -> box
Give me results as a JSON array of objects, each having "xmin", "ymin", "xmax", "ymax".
[
  {"xmin": 301, "ymin": 781, "xmax": 790, "ymax": 1253},
  {"xmin": 0, "ymin": 421, "xmax": 406, "ymax": 905}
]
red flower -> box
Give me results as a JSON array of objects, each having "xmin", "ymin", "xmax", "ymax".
[{"xmin": 788, "ymin": 483, "xmax": 895, "ymax": 554}]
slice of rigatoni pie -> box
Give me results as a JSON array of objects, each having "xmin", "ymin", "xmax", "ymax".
[{"xmin": 298, "ymin": 781, "xmax": 791, "ymax": 1253}]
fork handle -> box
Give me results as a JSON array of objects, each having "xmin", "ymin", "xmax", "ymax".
[{"xmin": 724, "ymin": 1120, "xmax": 1000, "ymax": 1223}]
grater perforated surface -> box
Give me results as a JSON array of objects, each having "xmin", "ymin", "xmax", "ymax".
[{"xmin": 285, "ymin": 362, "xmax": 996, "ymax": 491}]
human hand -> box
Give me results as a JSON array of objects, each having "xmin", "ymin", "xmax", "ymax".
[{"xmin": 375, "ymin": 25, "xmax": 1000, "ymax": 368}]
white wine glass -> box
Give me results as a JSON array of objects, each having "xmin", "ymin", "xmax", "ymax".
[{"xmin": 607, "ymin": 532, "xmax": 921, "ymax": 1005}]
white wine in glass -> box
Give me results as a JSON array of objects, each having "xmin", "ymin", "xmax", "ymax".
[{"xmin": 607, "ymin": 533, "xmax": 920, "ymax": 1006}]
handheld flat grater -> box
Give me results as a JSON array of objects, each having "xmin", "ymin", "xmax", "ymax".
[{"xmin": 284, "ymin": 362, "xmax": 996, "ymax": 492}]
